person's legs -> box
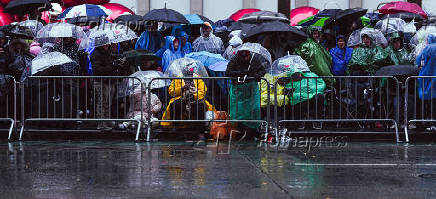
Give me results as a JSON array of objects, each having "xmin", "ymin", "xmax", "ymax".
[{"xmin": 94, "ymin": 81, "xmax": 113, "ymax": 130}]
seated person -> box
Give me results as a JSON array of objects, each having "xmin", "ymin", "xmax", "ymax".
[
  {"xmin": 161, "ymin": 66, "xmax": 215, "ymax": 128},
  {"xmin": 384, "ymin": 32, "xmax": 413, "ymax": 65}
]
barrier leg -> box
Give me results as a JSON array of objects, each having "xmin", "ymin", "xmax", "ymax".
[
  {"xmin": 19, "ymin": 122, "xmax": 25, "ymax": 141},
  {"xmin": 7, "ymin": 119, "xmax": 14, "ymax": 140},
  {"xmin": 135, "ymin": 120, "xmax": 141, "ymax": 141}
]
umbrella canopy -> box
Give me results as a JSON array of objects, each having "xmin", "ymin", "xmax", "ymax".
[
  {"xmin": 114, "ymin": 14, "xmax": 144, "ymax": 24},
  {"xmin": 268, "ymin": 55, "xmax": 310, "ymax": 76},
  {"xmin": 185, "ymin": 52, "xmax": 227, "ymax": 67},
  {"xmin": 130, "ymin": 70, "xmax": 169, "ymax": 90},
  {"xmin": 348, "ymin": 27, "xmax": 388, "ymax": 47},
  {"xmin": 184, "ymin": 14, "xmax": 214, "ymax": 25},
  {"xmin": 123, "ymin": 49, "xmax": 160, "ymax": 67},
  {"xmin": 164, "ymin": 58, "xmax": 209, "ymax": 77},
  {"xmin": 375, "ymin": 65, "xmax": 420, "ymax": 76},
  {"xmin": 208, "ymin": 61, "xmax": 228, "ymax": 72},
  {"xmin": 66, "ymin": 16, "xmax": 106, "ymax": 25},
  {"xmin": 30, "ymin": 52, "xmax": 76, "ymax": 75},
  {"xmin": 379, "ymin": 1, "xmax": 427, "ymax": 19},
  {"xmin": 143, "ymin": 8, "xmax": 189, "ymax": 24},
  {"xmin": 14, "ymin": 20, "xmax": 43, "ymax": 36},
  {"xmin": 79, "ymin": 23, "xmax": 138, "ymax": 49},
  {"xmin": 324, "ymin": 8, "xmax": 367, "ymax": 28},
  {"xmin": 297, "ymin": 16, "xmax": 329, "ymax": 27},
  {"xmin": 374, "ymin": 18, "xmax": 406, "ymax": 34},
  {"xmin": 36, "ymin": 23, "xmax": 86, "ymax": 40},
  {"xmin": 229, "ymin": 8, "xmax": 261, "ymax": 21},
  {"xmin": 381, "ymin": 12, "xmax": 424, "ymax": 22},
  {"xmin": 58, "ymin": 4, "xmax": 112, "ymax": 19},
  {"xmin": 239, "ymin": 11, "xmax": 290, "ymax": 24},
  {"xmin": 4, "ymin": 0, "xmax": 51, "ymax": 15},
  {"xmin": 236, "ymin": 42, "xmax": 272, "ymax": 64},
  {"xmin": 290, "ymin": 6, "xmax": 319, "ymax": 26},
  {"xmin": 242, "ymin": 21, "xmax": 307, "ymax": 42},
  {"xmin": 5, "ymin": 24, "xmax": 35, "ymax": 39}
]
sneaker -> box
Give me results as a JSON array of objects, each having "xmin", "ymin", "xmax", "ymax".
[{"xmin": 312, "ymin": 122, "xmax": 323, "ymax": 130}]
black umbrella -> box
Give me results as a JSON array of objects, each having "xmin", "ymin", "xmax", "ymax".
[
  {"xmin": 143, "ymin": 8, "xmax": 189, "ymax": 24},
  {"xmin": 242, "ymin": 21, "xmax": 307, "ymax": 41},
  {"xmin": 4, "ymin": 24, "xmax": 35, "ymax": 39},
  {"xmin": 115, "ymin": 14, "xmax": 145, "ymax": 24},
  {"xmin": 375, "ymin": 65, "xmax": 420, "ymax": 76},
  {"xmin": 316, "ymin": 9, "xmax": 342, "ymax": 17},
  {"xmin": 238, "ymin": 11, "xmax": 290, "ymax": 23},
  {"xmin": 229, "ymin": 21, "xmax": 256, "ymax": 32},
  {"xmin": 4, "ymin": 0, "xmax": 51, "ymax": 15},
  {"xmin": 324, "ymin": 8, "xmax": 368, "ymax": 27},
  {"xmin": 381, "ymin": 12, "xmax": 424, "ymax": 22}
]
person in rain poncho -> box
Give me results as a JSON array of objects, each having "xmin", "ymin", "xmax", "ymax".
[
  {"xmin": 161, "ymin": 66, "xmax": 215, "ymax": 128},
  {"xmin": 178, "ymin": 31, "xmax": 192, "ymax": 56},
  {"xmin": 121, "ymin": 86, "xmax": 163, "ymax": 129},
  {"xmin": 7, "ymin": 39, "xmax": 35, "ymax": 81},
  {"xmin": 135, "ymin": 22, "xmax": 163, "ymax": 53},
  {"xmin": 294, "ymin": 26, "xmax": 335, "ymax": 85},
  {"xmin": 416, "ymin": 34, "xmax": 436, "ymax": 131},
  {"xmin": 192, "ymin": 22, "xmax": 225, "ymax": 54},
  {"xmin": 329, "ymin": 35, "xmax": 353, "ymax": 76},
  {"xmin": 161, "ymin": 36, "xmax": 183, "ymax": 72},
  {"xmin": 347, "ymin": 34, "xmax": 388, "ymax": 75},
  {"xmin": 226, "ymin": 50, "xmax": 267, "ymax": 132},
  {"xmin": 384, "ymin": 32, "xmax": 413, "ymax": 66},
  {"xmin": 223, "ymin": 34, "xmax": 243, "ymax": 60}
]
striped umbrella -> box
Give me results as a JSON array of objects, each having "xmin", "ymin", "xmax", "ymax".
[{"xmin": 57, "ymin": 4, "xmax": 112, "ymax": 19}]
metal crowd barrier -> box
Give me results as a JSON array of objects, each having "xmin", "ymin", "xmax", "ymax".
[
  {"xmin": 19, "ymin": 76, "xmax": 144, "ymax": 140},
  {"xmin": 0, "ymin": 75, "xmax": 16, "ymax": 139},
  {"xmin": 405, "ymin": 76, "xmax": 436, "ymax": 137},
  {"xmin": 145, "ymin": 77, "xmax": 270, "ymax": 142},
  {"xmin": 273, "ymin": 76, "xmax": 406, "ymax": 143}
]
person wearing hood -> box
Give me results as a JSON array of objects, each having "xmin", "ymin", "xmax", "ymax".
[
  {"xmin": 135, "ymin": 22, "xmax": 163, "ymax": 53},
  {"xmin": 7, "ymin": 39, "xmax": 35, "ymax": 80},
  {"xmin": 294, "ymin": 26, "xmax": 335, "ymax": 85},
  {"xmin": 416, "ymin": 34, "xmax": 436, "ymax": 131},
  {"xmin": 225, "ymin": 49, "xmax": 267, "ymax": 135},
  {"xmin": 330, "ymin": 35, "xmax": 353, "ymax": 76},
  {"xmin": 223, "ymin": 35, "xmax": 243, "ymax": 60},
  {"xmin": 178, "ymin": 31, "xmax": 192, "ymax": 56},
  {"xmin": 347, "ymin": 34, "xmax": 388, "ymax": 75},
  {"xmin": 384, "ymin": 32, "xmax": 413, "ymax": 65},
  {"xmin": 161, "ymin": 36, "xmax": 183, "ymax": 72},
  {"xmin": 193, "ymin": 22, "xmax": 224, "ymax": 54}
]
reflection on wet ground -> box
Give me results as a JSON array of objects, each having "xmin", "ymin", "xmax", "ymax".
[{"xmin": 1, "ymin": 140, "xmax": 436, "ymax": 198}]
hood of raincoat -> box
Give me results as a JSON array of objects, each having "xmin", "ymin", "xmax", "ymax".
[
  {"xmin": 178, "ymin": 31, "xmax": 189, "ymax": 40},
  {"xmin": 428, "ymin": 34, "xmax": 436, "ymax": 45},
  {"xmin": 166, "ymin": 36, "xmax": 179, "ymax": 53},
  {"xmin": 330, "ymin": 35, "xmax": 353, "ymax": 76},
  {"xmin": 135, "ymin": 30, "xmax": 162, "ymax": 53}
]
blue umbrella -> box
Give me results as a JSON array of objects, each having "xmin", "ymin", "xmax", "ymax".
[
  {"xmin": 185, "ymin": 52, "xmax": 227, "ymax": 68},
  {"xmin": 184, "ymin": 14, "xmax": 215, "ymax": 25},
  {"xmin": 208, "ymin": 61, "xmax": 228, "ymax": 72}
]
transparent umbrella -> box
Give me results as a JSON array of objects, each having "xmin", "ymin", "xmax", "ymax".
[
  {"xmin": 118, "ymin": 70, "xmax": 169, "ymax": 97},
  {"xmin": 235, "ymin": 42, "xmax": 272, "ymax": 64},
  {"xmin": 79, "ymin": 23, "xmax": 138, "ymax": 49},
  {"xmin": 14, "ymin": 20, "xmax": 44, "ymax": 36},
  {"xmin": 31, "ymin": 52, "xmax": 77, "ymax": 75},
  {"xmin": 164, "ymin": 58, "xmax": 209, "ymax": 77},
  {"xmin": 268, "ymin": 55, "xmax": 310, "ymax": 76},
  {"xmin": 36, "ymin": 22, "xmax": 86, "ymax": 40}
]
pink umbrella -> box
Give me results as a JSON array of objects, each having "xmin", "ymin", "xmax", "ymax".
[
  {"xmin": 103, "ymin": 3, "xmax": 134, "ymax": 21},
  {"xmin": 229, "ymin": 8, "xmax": 261, "ymax": 21},
  {"xmin": 379, "ymin": 1, "xmax": 427, "ymax": 19},
  {"xmin": 290, "ymin": 6, "xmax": 319, "ymax": 26}
]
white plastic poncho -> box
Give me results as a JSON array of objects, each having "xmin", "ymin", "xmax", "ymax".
[
  {"xmin": 192, "ymin": 27, "xmax": 225, "ymax": 54},
  {"xmin": 348, "ymin": 27, "xmax": 388, "ymax": 48},
  {"xmin": 411, "ymin": 26, "xmax": 436, "ymax": 59}
]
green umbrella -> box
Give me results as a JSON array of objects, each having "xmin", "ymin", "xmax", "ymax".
[{"xmin": 298, "ymin": 16, "xmax": 370, "ymax": 28}]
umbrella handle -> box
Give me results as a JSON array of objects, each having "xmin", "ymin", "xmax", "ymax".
[{"xmin": 238, "ymin": 75, "xmax": 247, "ymax": 83}]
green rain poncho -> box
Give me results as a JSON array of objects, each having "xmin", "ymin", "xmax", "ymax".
[
  {"xmin": 294, "ymin": 26, "xmax": 335, "ymax": 85},
  {"xmin": 384, "ymin": 32, "xmax": 413, "ymax": 65},
  {"xmin": 347, "ymin": 42, "xmax": 388, "ymax": 75},
  {"xmin": 285, "ymin": 72, "xmax": 326, "ymax": 106}
]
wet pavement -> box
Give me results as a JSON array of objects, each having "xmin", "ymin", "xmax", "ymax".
[{"xmin": 1, "ymin": 139, "xmax": 436, "ymax": 199}]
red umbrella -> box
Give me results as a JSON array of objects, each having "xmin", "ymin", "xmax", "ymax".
[
  {"xmin": 86, "ymin": 0, "xmax": 110, "ymax": 5},
  {"xmin": 229, "ymin": 8, "xmax": 260, "ymax": 21},
  {"xmin": 290, "ymin": 6, "xmax": 319, "ymax": 26},
  {"xmin": 379, "ymin": 1, "xmax": 427, "ymax": 19},
  {"xmin": 104, "ymin": 3, "xmax": 134, "ymax": 21}
]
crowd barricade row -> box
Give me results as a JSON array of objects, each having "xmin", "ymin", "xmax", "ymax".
[
  {"xmin": 0, "ymin": 75, "xmax": 17, "ymax": 139},
  {"xmin": 273, "ymin": 76, "xmax": 405, "ymax": 143},
  {"xmin": 19, "ymin": 76, "xmax": 144, "ymax": 141},
  {"xmin": 145, "ymin": 77, "xmax": 271, "ymax": 142},
  {"xmin": 4, "ymin": 76, "xmax": 436, "ymax": 142},
  {"xmin": 405, "ymin": 76, "xmax": 436, "ymax": 138}
]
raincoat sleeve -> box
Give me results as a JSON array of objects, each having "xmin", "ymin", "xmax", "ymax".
[
  {"xmin": 193, "ymin": 79, "xmax": 207, "ymax": 100},
  {"xmin": 168, "ymin": 79, "xmax": 184, "ymax": 97}
]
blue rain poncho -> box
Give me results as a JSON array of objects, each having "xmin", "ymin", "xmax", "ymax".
[
  {"xmin": 178, "ymin": 31, "xmax": 192, "ymax": 56},
  {"xmin": 416, "ymin": 34, "xmax": 436, "ymax": 100},
  {"xmin": 135, "ymin": 30, "xmax": 163, "ymax": 53},
  {"xmin": 161, "ymin": 36, "xmax": 183, "ymax": 72},
  {"xmin": 329, "ymin": 35, "xmax": 353, "ymax": 76}
]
